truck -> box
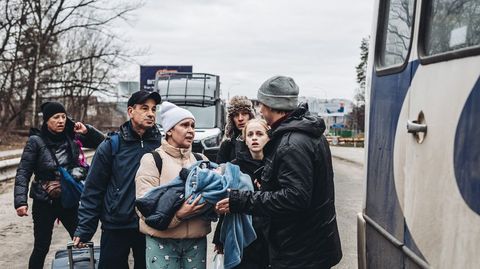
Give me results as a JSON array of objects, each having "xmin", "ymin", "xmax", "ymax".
[{"xmin": 154, "ymin": 72, "xmax": 225, "ymax": 160}]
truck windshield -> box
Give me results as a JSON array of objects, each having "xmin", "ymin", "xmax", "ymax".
[{"xmin": 157, "ymin": 105, "xmax": 216, "ymax": 129}]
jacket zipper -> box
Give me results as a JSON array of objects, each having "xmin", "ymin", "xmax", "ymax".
[{"xmin": 141, "ymin": 140, "xmax": 144, "ymax": 148}]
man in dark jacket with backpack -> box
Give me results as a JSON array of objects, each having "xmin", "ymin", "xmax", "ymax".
[
  {"xmin": 73, "ymin": 90, "xmax": 162, "ymax": 269},
  {"xmin": 215, "ymin": 76, "xmax": 342, "ymax": 269}
]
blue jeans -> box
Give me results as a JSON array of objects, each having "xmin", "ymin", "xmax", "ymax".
[{"xmin": 146, "ymin": 236, "xmax": 207, "ymax": 269}]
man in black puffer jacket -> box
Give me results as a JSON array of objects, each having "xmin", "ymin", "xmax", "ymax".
[{"xmin": 216, "ymin": 76, "xmax": 342, "ymax": 269}]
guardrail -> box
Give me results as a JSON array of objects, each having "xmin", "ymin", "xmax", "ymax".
[
  {"xmin": 326, "ymin": 136, "xmax": 365, "ymax": 146},
  {"xmin": 0, "ymin": 149, "xmax": 95, "ymax": 182}
]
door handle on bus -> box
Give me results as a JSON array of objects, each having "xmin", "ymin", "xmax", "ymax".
[{"xmin": 407, "ymin": 120, "xmax": 427, "ymax": 134}]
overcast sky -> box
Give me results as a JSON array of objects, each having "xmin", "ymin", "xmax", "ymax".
[{"xmin": 116, "ymin": 0, "xmax": 374, "ymax": 100}]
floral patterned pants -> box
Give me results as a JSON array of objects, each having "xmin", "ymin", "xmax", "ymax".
[{"xmin": 146, "ymin": 236, "xmax": 207, "ymax": 269}]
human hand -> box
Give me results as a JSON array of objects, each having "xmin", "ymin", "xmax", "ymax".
[
  {"xmin": 175, "ymin": 195, "xmax": 206, "ymax": 220},
  {"xmin": 214, "ymin": 244, "xmax": 224, "ymax": 254},
  {"xmin": 254, "ymin": 179, "xmax": 262, "ymax": 189},
  {"xmin": 215, "ymin": 198, "xmax": 230, "ymax": 214},
  {"xmin": 73, "ymin": 237, "xmax": 87, "ymax": 248},
  {"xmin": 74, "ymin": 122, "xmax": 88, "ymax": 134},
  {"xmin": 16, "ymin": 206, "xmax": 28, "ymax": 217}
]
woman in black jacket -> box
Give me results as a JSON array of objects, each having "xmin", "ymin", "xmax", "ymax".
[
  {"xmin": 214, "ymin": 119, "xmax": 270, "ymax": 269},
  {"xmin": 13, "ymin": 101, "xmax": 104, "ymax": 269},
  {"xmin": 216, "ymin": 96, "xmax": 255, "ymax": 164}
]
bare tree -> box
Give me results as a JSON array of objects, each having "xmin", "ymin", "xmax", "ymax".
[{"xmin": 0, "ymin": 0, "xmax": 142, "ymax": 129}]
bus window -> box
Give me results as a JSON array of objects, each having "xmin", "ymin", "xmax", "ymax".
[
  {"xmin": 376, "ymin": 0, "xmax": 415, "ymax": 69},
  {"xmin": 422, "ymin": 0, "xmax": 480, "ymax": 56}
]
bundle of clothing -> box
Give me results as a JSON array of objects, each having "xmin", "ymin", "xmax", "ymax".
[{"xmin": 135, "ymin": 161, "xmax": 257, "ymax": 269}]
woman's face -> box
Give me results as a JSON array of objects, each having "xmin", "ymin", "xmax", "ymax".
[
  {"xmin": 166, "ymin": 118, "xmax": 195, "ymax": 149},
  {"xmin": 245, "ymin": 122, "xmax": 269, "ymax": 153},
  {"xmin": 233, "ymin": 111, "xmax": 251, "ymax": 131},
  {"xmin": 47, "ymin": 113, "xmax": 67, "ymax": 133}
]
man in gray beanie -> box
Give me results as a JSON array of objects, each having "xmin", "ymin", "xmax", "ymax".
[{"xmin": 216, "ymin": 75, "xmax": 343, "ymax": 269}]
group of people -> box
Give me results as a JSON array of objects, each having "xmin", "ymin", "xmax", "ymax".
[{"xmin": 14, "ymin": 75, "xmax": 342, "ymax": 269}]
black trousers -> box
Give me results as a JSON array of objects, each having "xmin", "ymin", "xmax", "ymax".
[
  {"xmin": 29, "ymin": 199, "xmax": 78, "ymax": 269},
  {"xmin": 99, "ymin": 228, "xmax": 146, "ymax": 269}
]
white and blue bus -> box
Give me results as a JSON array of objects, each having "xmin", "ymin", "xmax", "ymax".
[{"xmin": 357, "ymin": 0, "xmax": 480, "ymax": 268}]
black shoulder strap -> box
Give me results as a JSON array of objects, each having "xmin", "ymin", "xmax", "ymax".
[
  {"xmin": 151, "ymin": 151, "xmax": 163, "ymax": 176},
  {"xmin": 34, "ymin": 135, "xmax": 60, "ymax": 167},
  {"xmin": 193, "ymin": 152, "xmax": 203, "ymax": 161},
  {"xmin": 151, "ymin": 151, "xmax": 202, "ymax": 177}
]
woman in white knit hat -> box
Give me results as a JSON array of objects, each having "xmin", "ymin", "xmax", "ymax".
[{"xmin": 135, "ymin": 101, "xmax": 211, "ymax": 269}]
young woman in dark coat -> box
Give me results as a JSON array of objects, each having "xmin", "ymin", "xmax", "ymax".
[
  {"xmin": 213, "ymin": 119, "xmax": 270, "ymax": 269},
  {"xmin": 216, "ymin": 96, "xmax": 255, "ymax": 164},
  {"xmin": 13, "ymin": 101, "xmax": 104, "ymax": 269}
]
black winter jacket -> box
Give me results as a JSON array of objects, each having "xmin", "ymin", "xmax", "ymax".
[
  {"xmin": 213, "ymin": 149, "xmax": 270, "ymax": 268},
  {"xmin": 229, "ymin": 103, "xmax": 342, "ymax": 269},
  {"xmin": 75, "ymin": 121, "xmax": 161, "ymax": 241},
  {"xmin": 216, "ymin": 130, "xmax": 248, "ymax": 164},
  {"xmin": 14, "ymin": 120, "xmax": 105, "ymax": 209}
]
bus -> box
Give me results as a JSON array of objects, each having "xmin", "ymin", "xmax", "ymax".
[{"xmin": 357, "ymin": 0, "xmax": 480, "ymax": 268}]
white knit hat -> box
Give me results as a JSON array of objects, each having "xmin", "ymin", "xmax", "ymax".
[{"xmin": 159, "ymin": 101, "xmax": 195, "ymax": 132}]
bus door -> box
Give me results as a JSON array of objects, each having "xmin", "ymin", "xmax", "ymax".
[
  {"xmin": 393, "ymin": 0, "xmax": 480, "ymax": 268},
  {"xmin": 363, "ymin": 0, "xmax": 417, "ymax": 268}
]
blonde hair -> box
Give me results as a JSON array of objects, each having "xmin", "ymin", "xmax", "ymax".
[{"xmin": 242, "ymin": 118, "xmax": 270, "ymax": 140}]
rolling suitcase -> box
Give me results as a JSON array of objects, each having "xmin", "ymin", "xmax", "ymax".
[{"xmin": 51, "ymin": 242, "xmax": 99, "ymax": 269}]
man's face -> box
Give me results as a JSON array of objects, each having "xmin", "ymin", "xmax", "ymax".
[
  {"xmin": 47, "ymin": 113, "xmax": 67, "ymax": 133},
  {"xmin": 127, "ymin": 99, "xmax": 157, "ymax": 130},
  {"xmin": 166, "ymin": 118, "xmax": 195, "ymax": 149},
  {"xmin": 259, "ymin": 103, "xmax": 274, "ymax": 125},
  {"xmin": 233, "ymin": 111, "xmax": 251, "ymax": 131}
]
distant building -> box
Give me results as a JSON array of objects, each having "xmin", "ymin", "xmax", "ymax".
[
  {"xmin": 298, "ymin": 97, "xmax": 353, "ymax": 135},
  {"xmin": 250, "ymin": 97, "xmax": 353, "ymax": 135}
]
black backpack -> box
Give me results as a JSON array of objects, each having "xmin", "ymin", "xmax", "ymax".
[{"xmin": 150, "ymin": 151, "xmax": 203, "ymax": 176}]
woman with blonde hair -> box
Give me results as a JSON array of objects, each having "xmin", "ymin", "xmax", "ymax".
[{"xmin": 213, "ymin": 118, "xmax": 270, "ymax": 268}]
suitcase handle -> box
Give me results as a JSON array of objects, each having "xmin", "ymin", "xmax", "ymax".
[{"xmin": 66, "ymin": 241, "xmax": 95, "ymax": 269}]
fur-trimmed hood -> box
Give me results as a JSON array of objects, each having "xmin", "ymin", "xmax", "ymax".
[{"xmin": 225, "ymin": 96, "xmax": 255, "ymax": 139}]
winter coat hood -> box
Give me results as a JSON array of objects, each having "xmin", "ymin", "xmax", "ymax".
[{"xmin": 269, "ymin": 102, "xmax": 326, "ymax": 140}]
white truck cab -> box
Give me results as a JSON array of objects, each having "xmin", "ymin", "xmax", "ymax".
[{"xmin": 155, "ymin": 72, "xmax": 225, "ymax": 160}]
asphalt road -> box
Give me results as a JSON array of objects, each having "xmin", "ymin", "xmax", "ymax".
[
  {"xmin": 331, "ymin": 158, "xmax": 364, "ymax": 269},
  {"xmin": 0, "ymin": 157, "xmax": 363, "ymax": 269}
]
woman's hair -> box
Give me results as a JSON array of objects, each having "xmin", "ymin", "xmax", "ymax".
[{"xmin": 242, "ymin": 118, "xmax": 270, "ymax": 140}]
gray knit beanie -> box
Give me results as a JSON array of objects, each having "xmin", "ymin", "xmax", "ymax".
[{"xmin": 257, "ymin": 75, "xmax": 299, "ymax": 110}]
